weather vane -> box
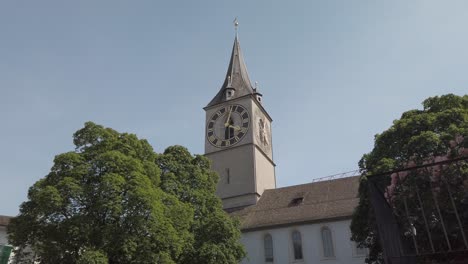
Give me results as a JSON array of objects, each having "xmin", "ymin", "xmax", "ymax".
[{"xmin": 233, "ymin": 17, "xmax": 239, "ymax": 36}]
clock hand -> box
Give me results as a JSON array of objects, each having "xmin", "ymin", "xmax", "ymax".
[
  {"xmin": 224, "ymin": 107, "xmax": 232, "ymax": 127},
  {"xmin": 229, "ymin": 125, "xmax": 241, "ymax": 131}
]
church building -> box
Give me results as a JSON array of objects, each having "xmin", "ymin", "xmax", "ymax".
[
  {"xmin": 204, "ymin": 28, "xmax": 366, "ymax": 264},
  {"xmin": 0, "ymin": 24, "xmax": 367, "ymax": 264}
]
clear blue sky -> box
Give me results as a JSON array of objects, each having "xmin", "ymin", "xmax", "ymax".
[{"xmin": 1, "ymin": 1, "xmax": 467, "ymax": 216}]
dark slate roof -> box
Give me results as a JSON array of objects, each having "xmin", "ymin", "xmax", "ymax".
[
  {"xmin": 206, "ymin": 36, "xmax": 254, "ymax": 108},
  {"xmin": 0, "ymin": 215, "xmax": 12, "ymax": 226},
  {"xmin": 231, "ymin": 176, "xmax": 360, "ymax": 231}
]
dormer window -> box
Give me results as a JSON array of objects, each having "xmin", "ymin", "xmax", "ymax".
[
  {"xmin": 225, "ymin": 76, "xmax": 235, "ymax": 100},
  {"xmin": 289, "ymin": 197, "xmax": 304, "ymax": 207},
  {"xmin": 225, "ymin": 88, "xmax": 235, "ymax": 100}
]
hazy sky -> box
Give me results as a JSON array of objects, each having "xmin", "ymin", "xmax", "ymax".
[{"xmin": 1, "ymin": 0, "xmax": 467, "ymax": 216}]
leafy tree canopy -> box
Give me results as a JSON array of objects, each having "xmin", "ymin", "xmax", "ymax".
[
  {"xmin": 351, "ymin": 94, "xmax": 468, "ymax": 264},
  {"xmin": 8, "ymin": 122, "xmax": 245, "ymax": 264}
]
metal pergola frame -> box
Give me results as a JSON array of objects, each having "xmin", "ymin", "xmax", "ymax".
[{"xmin": 367, "ymin": 156, "xmax": 468, "ymax": 264}]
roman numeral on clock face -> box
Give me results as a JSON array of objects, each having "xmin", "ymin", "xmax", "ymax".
[{"xmin": 208, "ymin": 135, "xmax": 216, "ymax": 142}]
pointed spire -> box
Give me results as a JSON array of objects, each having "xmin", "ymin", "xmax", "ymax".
[{"xmin": 206, "ymin": 20, "xmax": 255, "ymax": 107}]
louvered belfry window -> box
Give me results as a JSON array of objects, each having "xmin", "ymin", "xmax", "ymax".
[
  {"xmin": 264, "ymin": 234, "xmax": 274, "ymax": 262},
  {"xmin": 321, "ymin": 227, "xmax": 335, "ymax": 258},
  {"xmin": 292, "ymin": 230, "xmax": 303, "ymax": 260}
]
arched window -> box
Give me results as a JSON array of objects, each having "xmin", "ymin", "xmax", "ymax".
[
  {"xmin": 321, "ymin": 227, "xmax": 335, "ymax": 258},
  {"xmin": 264, "ymin": 234, "xmax": 274, "ymax": 262},
  {"xmin": 291, "ymin": 230, "xmax": 303, "ymax": 260}
]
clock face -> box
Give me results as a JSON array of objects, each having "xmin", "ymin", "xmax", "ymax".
[
  {"xmin": 254, "ymin": 109, "xmax": 272, "ymax": 156},
  {"xmin": 207, "ymin": 104, "xmax": 250, "ymax": 148}
]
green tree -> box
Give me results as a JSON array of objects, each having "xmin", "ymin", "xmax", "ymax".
[
  {"xmin": 157, "ymin": 146, "xmax": 245, "ymax": 264},
  {"xmin": 8, "ymin": 122, "xmax": 245, "ymax": 264},
  {"xmin": 351, "ymin": 94, "xmax": 468, "ymax": 264}
]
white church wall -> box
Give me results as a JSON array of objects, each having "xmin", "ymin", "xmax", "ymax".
[{"xmin": 240, "ymin": 219, "xmax": 366, "ymax": 264}]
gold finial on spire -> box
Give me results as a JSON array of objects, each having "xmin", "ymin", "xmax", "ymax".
[{"xmin": 233, "ymin": 17, "xmax": 239, "ymax": 36}]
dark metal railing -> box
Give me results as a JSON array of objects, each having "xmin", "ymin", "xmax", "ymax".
[{"xmin": 367, "ymin": 156, "xmax": 468, "ymax": 264}]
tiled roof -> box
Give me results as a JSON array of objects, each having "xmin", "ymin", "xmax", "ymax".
[
  {"xmin": 0, "ymin": 215, "xmax": 12, "ymax": 226},
  {"xmin": 231, "ymin": 176, "xmax": 360, "ymax": 231}
]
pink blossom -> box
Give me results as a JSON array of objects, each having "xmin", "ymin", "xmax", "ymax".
[
  {"xmin": 398, "ymin": 171, "xmax": 408, "ymax": 180},
  {"xmin": 459, "ymin": 148, "xmax": 467, "ymax": 156},
  {"xmin": 383, "ymin": 135, "xmax": 466, "ymax": 204}
]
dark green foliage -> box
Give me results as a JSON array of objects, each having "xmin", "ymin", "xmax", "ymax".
[
  {"xmin": 77, "ymin": 249, "xmax": 108, "ymax": 264},
  {"xmin": 157, "ymin": 146, "xmax": 245, "ymax": 264},
  {"xmin": 8, "ymin": 122, "xmax": 245, "ymax": 264},
  {"xmin": 351, "ymin": 94, "xmax": 468, "ymax": 264}
]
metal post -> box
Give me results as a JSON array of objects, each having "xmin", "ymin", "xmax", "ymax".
[
  {"xmin": 429, "ymin": 171, "xmax": 452, "ymax": 251},
  {"xmin": 415, "ymin": 188, "xmax": 435, "ymax": 253},
  {"xmin": 403, "ymin": 197, "xmax": 419, "ymax": 255},
  {"xmin": 441, "ymin": 163, "xmax": 468, "ymax": 249}
]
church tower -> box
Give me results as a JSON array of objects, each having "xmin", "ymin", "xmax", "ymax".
[{"xmin": 204, "ymin": 27, "xmax": 276, "ymax": 211}]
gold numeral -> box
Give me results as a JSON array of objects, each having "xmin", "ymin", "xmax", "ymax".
[{"xmin": 208, "ymin": 135, "xmax": 216, "ymax": 141}]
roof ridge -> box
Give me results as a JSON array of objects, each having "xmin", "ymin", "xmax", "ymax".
[
  {"xmin": 250, "ymin": 196, "xmax": 360, "ymax": 214},
  {"xmin": 266, "ymin": 174, "xmax": 360, "ymax": 192}
]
